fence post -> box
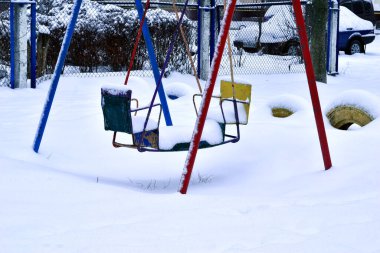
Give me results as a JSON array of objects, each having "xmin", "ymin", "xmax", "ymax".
[
  {"xmin": 197, "ymin": 0, "xmax": 201, "ymax": 79},
  {"xmin": 210, "ymin": 0, "xmax": 216, "ymax": 63},
  {"xmin": 10, "ymin": 2, "xmax": 15, "ymax": 89},
  {"xmin": 30, "ymin": 2, "xmax": 37, "ymax": 88},
  {"xmin": 327, "ymin": 0, "xmax": 339, "ymax": 75},
  {"xmin": 12, "ymin": 1, "xmax": 28, "ymax": 88},
  {"xmin": 199, "ymin": 0, "xmax": 211, "ymax": 80}
]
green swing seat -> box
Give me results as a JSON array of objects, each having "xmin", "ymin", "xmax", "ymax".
[{"xmin": 101, "ymin": 85, "xmax": 227, "ymax": 152}]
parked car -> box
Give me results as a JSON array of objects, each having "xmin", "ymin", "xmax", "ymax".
[
  {"xmin": 233, "ymin": 5, "xmax": 375, "ymax": 56},
  {"xmin": 233, "ymin": 5, "xmax": 300, "ymax": 56},
  {"xmin": 338, "ymin": 5, "xmax": 376, "ymax": 54},
  {"xmin": 339, "ymin": 0, "xmax": 376, "ymax": 25}
]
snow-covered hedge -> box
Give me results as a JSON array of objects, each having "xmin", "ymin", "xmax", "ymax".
[
  {"xmin": 0, "ymin": 0, "xmax": 195, "ymax": 75},
  {"xmin": 49, "ymin": 0, "xmax": 194, "ymax": 73},
  {"xmin": 0, "ymin": 10, "xmax": 10, "ymax": 64}
]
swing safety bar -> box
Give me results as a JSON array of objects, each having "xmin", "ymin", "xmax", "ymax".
[
  {"xmin": 192, "ymin": 94, "xmax": 245, "ymax": 144},
  {"xmin": 112, "ymin": 103, "xmax": 162, "ymax": 149}
]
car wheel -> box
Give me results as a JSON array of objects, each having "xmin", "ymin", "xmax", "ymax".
[{"xmin": 345, "ymin": 39, "xmax": 363, "ymax": 55}]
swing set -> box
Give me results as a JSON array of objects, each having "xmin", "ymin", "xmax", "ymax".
[
  {"xmin": 32, "ymin": 0, "xmax": 332, "ymax": 194},
  {"xmin": 101, "ymin": 0, "xmax": 251, "ymax": 152}
]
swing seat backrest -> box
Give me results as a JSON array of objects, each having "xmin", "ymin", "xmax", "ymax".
[
  {"xmin": 192, "ymin": 81, "xmax": 252, "ymax": 125},
  {"xmin": 101, "ymin": 86, "xmax": 133, "ymax": 134},
  {"xmin": 220, "ymin": 80, "xmax": 252, "ymax": 119},
  {"xmin": 220, "ymin": 80, "xmax": 252, "ymax": 125}
]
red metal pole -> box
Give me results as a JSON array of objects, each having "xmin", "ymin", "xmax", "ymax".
[
  {"xmin": 292, "ymin": 0, "xmax": 332, "ymax": 170},
  {"xmin": 124, "ymin": 0, "xmax": 150, "ymax": 85},
  {"xmin": 179, "ymin": 0, "xmax": 237, "ymax": 194}
]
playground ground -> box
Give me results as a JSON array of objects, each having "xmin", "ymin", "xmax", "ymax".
[{"xmin": 1, "ymin": 36, "xmax": 380, "ymax": 252}]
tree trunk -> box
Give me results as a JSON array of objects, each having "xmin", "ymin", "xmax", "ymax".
[
  {"xmin": 36, "ymin": 33, "xmax": 50, "ymax": 78},
  {"xmin": 308, "ymin": 0, "xmax": 328, "ymax": 83}
]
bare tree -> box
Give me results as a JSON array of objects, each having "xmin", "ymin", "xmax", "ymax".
[{"xmin": 307, "ymin": 0, "xmax": 328, "ymax": 83}]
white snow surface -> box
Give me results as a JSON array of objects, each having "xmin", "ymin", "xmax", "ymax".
[{"xmin": 1, "ymin": 37, "xmax": 380, "ymax": 253}]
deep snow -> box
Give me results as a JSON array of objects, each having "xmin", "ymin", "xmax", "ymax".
[{"xmin": 1, "ymin": 37, "xmax": 380, "ymax": 252}]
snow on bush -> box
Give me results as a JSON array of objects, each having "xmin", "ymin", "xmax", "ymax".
[
  {"xmin": 0, "ymin": 0, "xmax": 195, "ymax": 75},
  {"xmin": 0, "ymin": 9, "xmax": 10, "ymax": 63}
]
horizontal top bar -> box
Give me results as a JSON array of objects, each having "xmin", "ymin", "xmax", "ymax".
[
  {"xmin": 10, "ymin": 0, "xmax": 36, "ymax": 4},
  {"xmin": 231, "ymin": 1, "xmax": 309, "ymax": 7},
  {"xmin": 96, "ymin": 1, "xmax": 308, "ymax": 8},
  {"xmin": 97, "ymin": 1, "xmax": 198, "ymax": 7}
]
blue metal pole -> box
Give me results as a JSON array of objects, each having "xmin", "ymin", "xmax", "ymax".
[
  {"xmin": 33, "ymin": 0, "xmax": 83, "ymax": 153},
  {"xmin": 336, "ymin": 2, "xmax": 340, "ymax": 72},
  {"xmin": 326, "ymin": 0, "xmax": 332, "ymax": 72},
  {"xmin": 216, "ymin": 5, "xmax": 221, "ymax": 33},
  {"xmin": 210, "ymin": 0, "xmax": 215, "ymax": 63},
  {"xmin": 10, "ymin": 3, "xmax": 15, "ymax": 89},
  {"xmin": 135, "ymin": 0, "xmax": 173, "ymax": 126},
  {"xmin": 197, "ymin": 0, "xmax": 202, "ymax": 79},
  {"xmin": 30, "ymin": 3, "xmax": 36, "ymax": 89}
]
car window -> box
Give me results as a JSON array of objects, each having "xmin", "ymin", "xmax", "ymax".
[
  {"xmin": 341, "ymin": 0, "xmax": 353, "ymax": 10},
  {"xmin": 352, "ymin": 0, "xmax": 364, "ymax": 14},
  {"xmin": 363, "ymin": 1, "xmax": 372, "ymax": 14}
]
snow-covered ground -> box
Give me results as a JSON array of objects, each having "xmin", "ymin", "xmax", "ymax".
[{"xmin": 1, "ymin": 37, "xmax": 380, "ymax": 252}]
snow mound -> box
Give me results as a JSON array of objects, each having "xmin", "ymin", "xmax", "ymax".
[
  {"xmin": 267, "ymin": 94, "xmax": 309, "ymax": 113},
  {"xmin": 165, "ymin": 82, "xmax": 196, "ymax": 99},
  {"xmin": 325, "ymin": 90, "xmax": 380, "ymax": 118},
  {"xmin": 125, "ymin": 77, "xmax": 150, "ymax": 90}
]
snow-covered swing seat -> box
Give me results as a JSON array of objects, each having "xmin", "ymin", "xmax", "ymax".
[{"xmin": 101, "ymin": 81, "xmax": 252, "ymax": 152}]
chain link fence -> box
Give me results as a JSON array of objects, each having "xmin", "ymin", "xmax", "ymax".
[
  {"xmin": 0, "ymin": 0, "xmax": 306, "ymax": 87},
  {"xmin": 217, "ymin": 1, "xmax": 306, "ymax": 75},
  {"xmin": 34, "ymin": 0, "xmax": 196, "ymax": 83}
]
